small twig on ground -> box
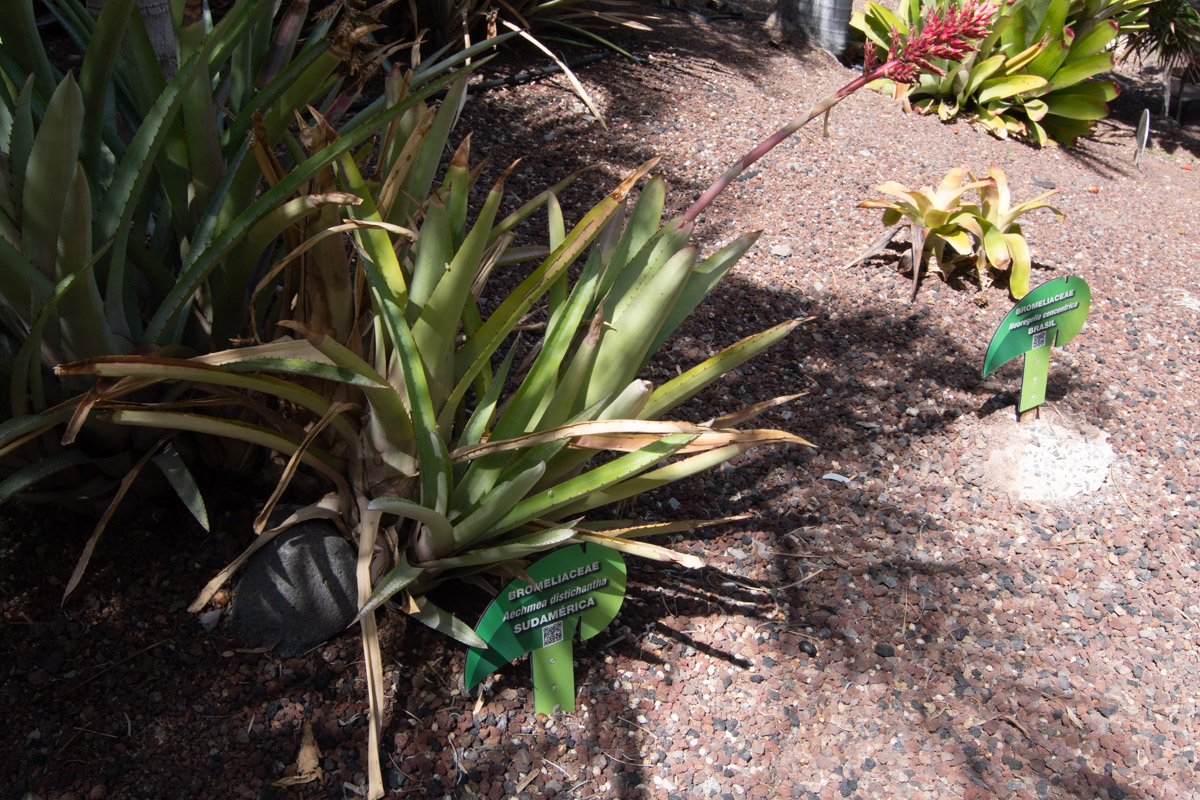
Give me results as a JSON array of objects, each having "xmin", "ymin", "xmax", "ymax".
[
  {"xmin": 773, "ymin": 567, "xmax": 827, "ymax": 592},
  {"xmin": 603, "ymin": 749, "xmax": 655, "ymax": 767},
  {"xmin": 515, "ymin": 766, "xmax": 541, "ymax": 794},
  {"xmin": 618, "ymin": 716, "xmax": 661, "ymax": 740},
  {"xmin": 73, "ymin": 726, "xmax": 119, "ymax": 740},
  {"xmin": 68, "ymin": 639, "xmax": 171, "ymax": 694},
  {"xmin": 563, "ymin": 777, "xmax": 595, "ymax": 798},
  {"xmin": 1109, "ymin": 464, "xmax": 1146, "ymax": 522},
  {"xmin": 997, "ymin": 715, "xmax": 1031, "ymax": 739},
  {"xmin": 447, "ymin": 732, "xmax": 468, "ymax": 777}
]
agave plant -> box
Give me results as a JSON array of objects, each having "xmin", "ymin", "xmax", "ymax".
[{"xmin": 853, "ymin": 0, "xmax": 1153, "ymax": 146}]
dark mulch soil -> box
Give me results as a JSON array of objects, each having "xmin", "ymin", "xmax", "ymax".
[{"xmin": 5, "ymin": 3, "xmax": 1200, "ymax": 799}]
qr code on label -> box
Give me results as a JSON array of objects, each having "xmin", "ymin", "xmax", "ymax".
[
  {"xmin": 542, "ymin": 621, "xmax": 564, "ymax": 648},
  {"xmin": 1032, "ymin": 331, "xmax": 1047, "ymax": 349}
]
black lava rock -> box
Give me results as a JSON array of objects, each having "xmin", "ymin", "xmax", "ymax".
[{"xmin": 229, "ymin": 519, "xmax": 358, "ymax": 657}]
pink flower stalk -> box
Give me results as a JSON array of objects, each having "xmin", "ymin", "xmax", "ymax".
[{"xmin": 681, "ymin": 1, "xmax": 996, "ymax": 223}]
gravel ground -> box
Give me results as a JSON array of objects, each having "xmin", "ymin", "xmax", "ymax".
[{"xmin": 4, "ymin": 4, "xmax": 1200, "ymax": 799}]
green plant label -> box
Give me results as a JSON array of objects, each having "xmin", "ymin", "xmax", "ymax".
[
  {"xmin": 983, "ymin": 275, "xmax": 1091, "ymax": 412},
  {"xmin": 465, "ymin": 543, "xmax": 626, "ymax": 713}
]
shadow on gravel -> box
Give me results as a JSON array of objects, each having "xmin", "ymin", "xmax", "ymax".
[
  {"xmin": 458, "ymin": 10, "xmax": 798, "ymax": 225},
  {"xmin": 576, "ymin": 263, "xmax": 1132, "ymax": 797},
  {"xmin": 1107, "ymin": 63, "xmax": 1200, "ymax": 162}
]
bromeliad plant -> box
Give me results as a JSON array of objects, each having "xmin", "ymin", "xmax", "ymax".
[
  {"xmin": 683, "ymin": 0, "xmax": 997, "ymax": 218},
  {"xmin": 852, "ymin": 0, "xmax": 1152, "ymax": 146},
  {"xmin": 0, "ymin": 0, "xmax": 499, "ymax": 506},
  {"xmin": 856, "ymin": 167, "xmax": 991, "ymax": 299},
  {"xmin": 856, "ymin": 165, "xmax": 1064, "ymax": 297},
  {"xmin": 52, "ymin": 132, "xmax": 813, "ymax": 800},
  {"xmin": 960, "ymin": 165, "xmax": 1065, "ymax": 297}
]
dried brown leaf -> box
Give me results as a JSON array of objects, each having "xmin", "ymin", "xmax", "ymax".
[{"xmin": 273, "ymin": 723, "xmax": 322, "ymax": 786}]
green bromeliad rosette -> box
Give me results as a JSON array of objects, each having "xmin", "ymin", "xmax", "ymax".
[
  {"xmin": 983, "ymin": 275, "xmax": 1091, "ymax": 413},
  {"xmin": 466, "ymin": 544, "xmax": 626, "ymax": 714}
]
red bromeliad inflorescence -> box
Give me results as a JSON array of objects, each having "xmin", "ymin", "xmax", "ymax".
[{"xmin": 879, "ymin": 0, "xmax": 997, "ymax": 84}]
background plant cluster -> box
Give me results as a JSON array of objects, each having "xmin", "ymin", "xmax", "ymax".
[
  {"xmin": 853, "ymin": 0, "xmax": 1153, "ymax": 146},
  {"xmin": 1121, "ymin": 0, "xmax": 1200, "ymax": 85}
]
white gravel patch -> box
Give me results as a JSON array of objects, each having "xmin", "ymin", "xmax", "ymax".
[{"xmin": 985, "ymin": 416, "xmax": 1115, "ymax": 501}]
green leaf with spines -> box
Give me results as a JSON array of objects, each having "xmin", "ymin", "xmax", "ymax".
[
  {"xmin": 583, "ymin": 246, "xmax": 697, "ymax": 410},
  {"xmin": 355, "ymin": 556, "xmax": 423, "ymax": 623},
  {"xmin": 417, "ymin": 526, "xmax": 578, "ymax": 571},
  {"xmin": 451, "ymin": 188, "xmax": 624, "ymax": 390},
  {"xmin": 0, "ymin": 450, "xmax": 91, "ymax": 505},
  {"xmin": 408, "ymin": 198, "xmax": 454, "ymax": 320},
  {"xmin": 22, "ymin": 75, "xmax": 83, "ymax": 280},
  {"xmin": 57, "ymin": 163, "xmax": 121, "ymax": 363},
  {"xmin": 597, "ymin": 175, "xmax": 665, "ymax": 300},
  {"xmin": 107, "ymin": 409, "xmax": 346, "ymax": 478},
  {"xmin": 641, "ymin": 319, "xmax": 807, "ymax": 420},
  {"xmin": 496, "ymin": 237, "xmax": 602, "ymax": 438},
  {"xmin": 602, "ymin": 219, "xmax": 694, "ymax": 326},
  {"xmin": 406, "ymin": 595, "xmax": 489, "ymax": 649},
  {"xmin": 411, "ymin": 167, "xmax": 508, "ymax": 407},
  {"xmin": 647, "ymin": 230, "xmax": 761, "ymax": 357},
  {"xmin": 55, "ymin": 353, "xmax": 361, "ymax": 446},
  {"xmin": 0, "ymin": 0, "xmax": 59, "ymax": 99},
  {"xmin": 76, "ymin": 0, "xmax": 136, "ymax": 177},
  {"xmin": 357, "ymin": 225, "xmax": 452, "ymax": 514},
  {"xmin": 482, "ymin": 433, "xmax": 697, "ymax": 538},
  {"xmin": 391, "ymin": 76, "xmax": 469, "ymax": 227},
  {"xmin": 448, "ymin": 462, "xmax": 547, "ymax": 548},
  {"xmin": 551, "ymin": 444, "xmax": 745, "ymax": 518}
]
